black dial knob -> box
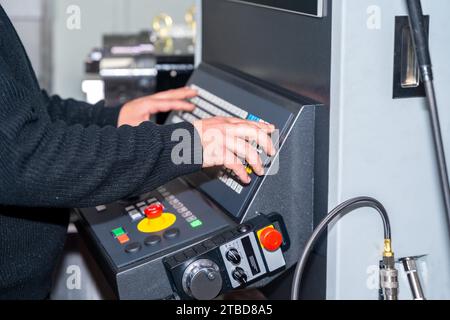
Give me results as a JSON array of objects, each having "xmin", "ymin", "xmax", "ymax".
[
  {"xmin": 232, "ymin": 267, "xmax": 247, "ymax": 284},
  {"xmin": 226, "ymin": 248, "xmax": 241, "ymax": 265}
]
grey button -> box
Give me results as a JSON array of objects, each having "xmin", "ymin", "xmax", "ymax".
[
  {"xmin": 95, "ymin": 205, "xmax": 107, "ymax": 212},
  {"xmin": 125, "ymin": 206, "xmax": 135, "ymax": 212},
  {"xmin": 178, "ymin": 206, "xmax": 188, "ymax": 213},
  {"xmin": 238, "ymin": 224, "xmax": 251, "ymax": 233},
  {"xmin": 146, "ymin": 198, "xmax": 158, "ymax": 204},
  {"xmin": 129, "ymin": 210, "xmax": 143, "ymax": 221},
  {"xmin": 144, "ymin": 235, "xmax": 161, "ymax": 246},
  {"xmin": 125, "ymin": 242, "xmax": 141, "ymax": 253},
  {"xmin": 136, "ymin": 202, "xmax": 146, "ymax": 208},
  {"xmin": 186, "ymin": 216, "xmax": 198, "ymax": 223},
  {"xmin": 164, "ymin": 228, "xmax": 180, "ymax": 239},
  {"xmin": 182, "ymin": 211, "xmax": 193, "ymax": 218},
  {"xmin": 139, "ymin": 207, "xmax": 147, "ymax": 214},
  {"xmin": 173, "ymin": 202, "xmax": 184, "ymax": 210}
]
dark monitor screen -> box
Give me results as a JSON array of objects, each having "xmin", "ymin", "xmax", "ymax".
[
  {"xmin": 229, "ymin": 0, "xmax": 325, "ymax": 17},
  {"xmin": 202, "ymin": 0, "xmax": 332, "ymax": 104}
]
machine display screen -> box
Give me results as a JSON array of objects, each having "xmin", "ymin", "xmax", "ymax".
[
  {"xmin": 203, "ymin": 0, "xmax": 332, "ymax": 104},
  {"xmin": 229, "ymin": 0, "xmax": 325, "ymax": 17}
]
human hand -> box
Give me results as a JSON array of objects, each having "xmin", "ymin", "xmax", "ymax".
[
  {"xmin": 117, "ymin": 87, "xmax": 197, "ymax": 127},
  {"xmin": 193, "ymin": 117, "xmax": 276, "ymax": 184}
]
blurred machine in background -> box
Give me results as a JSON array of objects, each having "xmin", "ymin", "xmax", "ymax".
[{"xmin": 82, "ymin": 11, "xmax": 196, "ymax": 123}]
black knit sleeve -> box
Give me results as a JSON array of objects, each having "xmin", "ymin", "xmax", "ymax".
[
  {"xmin": 0, "ymin": 76, "xmax": 203, "ymax": 209},
  {"xmin": 41, "ymin": 90, "xmax": 122, "ymax": 128}
]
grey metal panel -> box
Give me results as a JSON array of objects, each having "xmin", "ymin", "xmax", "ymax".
[
  {"xmin": 327, "ymin": 0, "xmax": 450, "ymax": 299},
  {"xmin": 202, "ymin": 0, "xmax": 332, "ymax": 104},
  {"xmin": 244, "ymin": 105, "xmax": 328, "ymax": 294}
]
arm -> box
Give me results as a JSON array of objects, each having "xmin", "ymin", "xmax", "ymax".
[
  {"xmin": 41, "ymin": 90, "xmax": 123, "ymax": 127},
  {"xmin": 0, "ymin": 81, "xmax": 202, "ymax": 208}
]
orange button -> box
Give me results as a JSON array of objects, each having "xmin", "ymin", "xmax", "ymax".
[
  {"xmin": 144, "ymin": 203, "xmax": 164, "ymax": 219},
  {"xmin": 259, "ymin": 227, "xmax": 283, "ymax": 252},
  {"xmin": 117, "ymin": 234, "xmax": 130, "ymax": 244}
]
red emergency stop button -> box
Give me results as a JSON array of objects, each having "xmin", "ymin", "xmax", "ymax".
[
  {"xmin": 259, "ymin": 227, "xmax": 283, "ymax": 252},
  {"xmin": 144, "ymin": 203, "xmax": 164, "ymax": 219}
]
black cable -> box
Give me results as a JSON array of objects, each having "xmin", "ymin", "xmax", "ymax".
[
  {"xmin": 406, "ymin": 0, "xmax": 450, "ymax": 234},
  {"xmin": 291, "ymin": 197, "xmax": 392, "ymax": 300}
]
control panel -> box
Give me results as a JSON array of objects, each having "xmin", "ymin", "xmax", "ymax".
[
  {"xmin": 78, "ymin": 179, "xmax": 230, "ymax": 269},
  {"xmin": 76, "ymin": 63, "xmax": 324, "ymax": 300},
  {"xmin": 164, "ymin": 214, "xmax": 289, "ymax": 300}
]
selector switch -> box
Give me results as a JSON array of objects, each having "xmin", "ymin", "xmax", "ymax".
[
  {"xmin": 232, "ymin": 267, "xmax": 248, "ymax": 284},
  {"xmin": 225, "ymin": 248, "xmax": 241, "ymax": 265}
]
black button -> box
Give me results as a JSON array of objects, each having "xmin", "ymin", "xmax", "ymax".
[
  {"xmin": 164, "ymin": 256, "xmax": 178, "ymax": 269},
  {"xmin": 144, "ymin": 235, "xmax": 161, "ymax": 246},
  {"xmin": 238, "ymin": 224, "xmax": 252, "ymax": 233},
  {"xmin": 193, "ymin": 244, "xmax": 206, "ymax": 255},
  {"xmin": 174, "ymin": 252, "xmax": 187, "ymax": 263},
  {"xmin": 125, "ymin": 242, "xmax": 141, "ymax": 253},
  {"xmin": 183, "ymin": 248, "xmax": 196, "ymax": 259},
  {"xmin": 203, "ymin": 240, "xmax": 215, "ymax": 249},
  {"xmin": 223, "ymin": 231, "xmax": 235, "ymax": 241},
  {"xmin": 212, "ymin": 235, "xmax": 225, "ymax": 246},
  {"xmin": 164, "ymin": 228, "xmax": 180, "ymax": 239}
]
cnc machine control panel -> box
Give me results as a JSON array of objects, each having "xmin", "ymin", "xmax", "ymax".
[{"xmin": 76, "ymin": 64, "xmax": 314, "ymax": 300}]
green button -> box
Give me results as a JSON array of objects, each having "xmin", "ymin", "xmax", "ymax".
[
  {"xmin": 190, "ymin": 220, "xmax": 203, "ymax": 228},
  {"xmin": 112, "ymin": 227, "xmax": 126, "ymax": 237}
]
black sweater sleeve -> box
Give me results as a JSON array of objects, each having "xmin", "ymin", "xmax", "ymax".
[
  {"xmin": 41, "ymin": 90, "xmax": 122, "ymax": 128},
  {"xmin": 0, "ymin": 62, "xmax": 203, "ymax": 209}
]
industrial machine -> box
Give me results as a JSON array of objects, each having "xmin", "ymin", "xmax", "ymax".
[
  {"xmin": 75, "ymin": 0, "xmax": 450, "ymax": 300},
  {"xmin": 76, "ymin": 0, "xmax": 329, "ymax": 300},
  {"xmin": 83, "ymin": 30, "xmax": 195, "ymax": 109}
]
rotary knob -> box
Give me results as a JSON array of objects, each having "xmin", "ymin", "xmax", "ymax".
[
  {"xmin": 182, "ymin": 259, "xmax": 223, "ymax": 300},
  {"xmin": 225, "ymin": 248, "xmax": 241, "ymax": 265},
  {"xmin": 232, "ymin": 267, "xmax": 248, "ymax": 284}
]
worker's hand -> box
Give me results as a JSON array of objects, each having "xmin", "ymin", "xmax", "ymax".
[
  {"xmin": 193, "ymin": 117, "xmax": 276, "ymax": 184},
  {"xmin": 117, "ymin": 87, "xmax": 197, "ymax": 127}
]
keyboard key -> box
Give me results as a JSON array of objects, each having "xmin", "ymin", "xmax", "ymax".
[
  {"xmin": 182, "ymin": 113, "xmax": 199, "ymax": 123},
  {"xmin": 190, "ymin": 84, "xmax": 248, "ymax": 119},
  {"xmin": 95, "ymin": 205, "xmax": 107, "ymax": 212},
  {"xmin": 193, "ymin": 107, "xmax": 212, "ymax": 119}
]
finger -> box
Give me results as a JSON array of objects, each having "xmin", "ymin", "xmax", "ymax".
[
  {"xmin": 223, "ymin": 149, "xmax": 251, "ymax": 184},
  {"xmin": 150, "ymin": 100, "xmax": 196, "ymax": 113},
  {"xmin": 225, "ymin": 118, "xmax": 276, "ymax": 132},
  {"xmin": 225, "ymin": 137, "xmax": 264, "ymax": 176},
  {"xmin": 230, "ymin": 125, "xmax": 276, "ymax": 157},
  {"xmin": 151, "ymin": 87, "xmax": 198, "ymax": 100}
]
